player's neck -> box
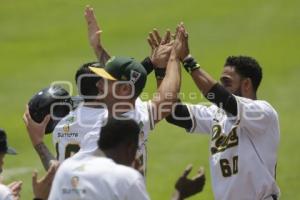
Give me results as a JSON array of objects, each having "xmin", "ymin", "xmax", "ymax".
[
  {"xmin": 240, "ymin": 88, "xmax": 257, "ymax": 100},
  {"xmin": 242, "ymin": 93, "xmax": 257, "ymax": 100},
  {"xmin": 103, "ymin": 149, "xmax": 132, "ymax": 167}
]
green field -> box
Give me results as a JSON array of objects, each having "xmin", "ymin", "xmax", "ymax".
[{"xmin": 0, "ymin": 0, "xmax": 299, "ymax": 199}]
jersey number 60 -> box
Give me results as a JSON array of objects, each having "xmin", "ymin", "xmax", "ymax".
[{"xmin": 220, "ymin": 155, "xmax": 238, "ymax": 177}]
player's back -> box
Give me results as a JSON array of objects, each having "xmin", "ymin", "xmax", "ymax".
[
  {"xmin": 48, "ymin": 150, "xmax": 150, "ymax": 200},
  {"xmin": 52, "ymin": 104, "xmax": 107, "ymax": 162}
]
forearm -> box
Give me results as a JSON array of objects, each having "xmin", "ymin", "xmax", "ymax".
[
  {"xmin": 93, "ymin": 44, "xmax": 111, "ymax": 66},
  {"xmin": 34, "ymin": 142, "xmax": 56, "ymax": 171},
  {"xmin": 190, "ymin": 68, "xmax": 217, "ymax": 96},
  {"xmin": 159, "ymin": 54, "xmax": 181, "ymax": 100},
  {"xmin": 153, "ymin": 53, "xmax": 181, "ymax": 122}
]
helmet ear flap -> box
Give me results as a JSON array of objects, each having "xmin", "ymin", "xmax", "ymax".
[{"xmin": 28, "ymin": 85, "xmax": 73, "ymax": 134}]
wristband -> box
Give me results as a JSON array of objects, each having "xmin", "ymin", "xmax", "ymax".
[
  {"xmin": 154, "ymin": 68, "xmax": 166, "ymax": 80},
  {"xmin": 183, "ymin": 55, "xmax": 200, "ymax": 74},
  {"xmin": 141, "ymin": 57, "xmax": 154, "ymax": 75}
]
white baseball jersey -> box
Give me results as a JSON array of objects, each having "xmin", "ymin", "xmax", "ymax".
[
  {"xmin": 48, "ymin": 150, "xmax": 150, "ymax": 200},
  {"xmin": 0, "ymin": 184, "xmax": 13, "ymax": 200},
  {"xmin": 53, "ymin": 98, "xmax": 154, "ymax": 174},
  {"xmin": 79, "ymin": 98, "xmax": 154, "ymax": 174},
  {"xmin": 187, "ymin": 96, "xmax": 280, "ymax": 200},
  {"xmin": 53, "ymin": 104, "xmax": 107, "ymax": 162}
]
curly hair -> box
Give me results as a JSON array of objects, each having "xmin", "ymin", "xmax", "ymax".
[{"xmin": 224, "ymin": 56, "xmax": 262, "ymax": 92}]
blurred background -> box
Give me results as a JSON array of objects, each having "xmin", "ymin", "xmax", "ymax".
[{"xmin": 0, "ymin": 0, "xmax": 299, "ymax": 199}]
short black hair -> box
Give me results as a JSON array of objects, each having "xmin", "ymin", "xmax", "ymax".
[
  {"xmin": 75, "ymin": 62, "xmax": 101, "ymax": 102},
  {"xmin": 0, "ymin": 129, "xmax": 7, "ymax": 153},
  {"xmin": 98, "ymin": 117, "xmax": 140, "ymax": 150},
  {"xmin": 224, "ymin": 56, "xmax": 262, "ymax": 92}
]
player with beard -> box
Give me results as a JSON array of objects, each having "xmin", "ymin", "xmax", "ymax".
[{"xmin": 163, "ymin": 26, "xmax": 280, "ymax": 199}]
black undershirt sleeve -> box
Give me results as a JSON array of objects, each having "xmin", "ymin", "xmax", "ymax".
[
  {"xmin": 165, "ymin": 84, "xmax": 238, "ymax": 130},
  {"xmin": 165, "ymin": 101, "xmax": 193, "ymax": 130},
  {"xmin": 205, "ymin": 83, "xmax": 238, "ymax": 116}
]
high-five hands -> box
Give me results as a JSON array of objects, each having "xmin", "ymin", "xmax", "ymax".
[
  {"xmin": 172, "ymin": 22, "xmax": 190, "ymax": 61},
  {"xmin": 147, "ymin": 29, "xmax": 173, "ymax": 68}
]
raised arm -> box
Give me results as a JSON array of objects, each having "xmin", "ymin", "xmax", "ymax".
[
  {"xmin": 150, "ymin": 23, "xmax": 189, "ymax": 124},
  {"xmin": 23, "ymin": 106, "xmax": 56, "ymax": 170},
  {"xmin": 182, "ymin": 55, "xmax": 237, "ymax": 115},
  {"xmin": 84, "ymin": 5, "xmax": 111, "ymax": 66}
]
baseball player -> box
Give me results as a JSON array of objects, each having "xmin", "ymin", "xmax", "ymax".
[
  {"xmin": 78, "ymin": 7, "xmax": 181, "ymax": 175},
  {"xmin": 164, "ymin": 26, "xmax": 280, "ymax": 199},
  {"xmin": 78, "ymin": 44, "xmax": 183, "ymax": 175},
  {"xmin": 52, "ymin": 62, "xmax": 106, "ymax": 162},
  {"xmin": 49, "ymin": 118, "xmax": 205, "ymax": 200}
]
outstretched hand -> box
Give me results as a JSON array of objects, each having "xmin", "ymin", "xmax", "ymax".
[
  {"xmin": 8, "ymin": 181, "xmax": 22, "ymax": 200},
  {"xmin": 172, "ymin": 22, "xmax": 190, "ymax": 61},
  {"xmin": 85, "ymin": 5, "xmax": 102, "ymax": 49},
  {"xmin": 32, "ymin": 162, "xmax": 59, "ymax": 200},
  {"xmin": 173, "ymin": 164, "xmax": 205, "ymax": 199},
  {"xmin": 22, "ymin": 105, "xmax": 50, "ymax": 146},
  {"xmin": 147, "ymin": 29, "xmax": 173, "ymax": 68}
]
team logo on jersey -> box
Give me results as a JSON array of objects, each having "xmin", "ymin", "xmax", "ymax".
[
  {"xmin": 63, "ymin": 124, "xmax": 70, "ymax": 133},
  {"xmin": 130, "ymin": 70, "xmax": 141, "ymax": 84},
  {"xmin": 73, "ymin": 164, "xmax": 85, "ymax": 172},
  {"xmin": 62, "ymin": 176, "xmax": 87, "ymax": 195},
  {"xmin": 210, "ymin": 125, "xmax": 239, "ymax": 155},
  {"xmin": 57, "ymin": 132, "xmax": 79, "ymax": 138}
]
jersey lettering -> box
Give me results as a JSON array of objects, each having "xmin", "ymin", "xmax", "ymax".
[{"xmin": 211, "ymin": 125, "xmax": 239, "ymax": 155}]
